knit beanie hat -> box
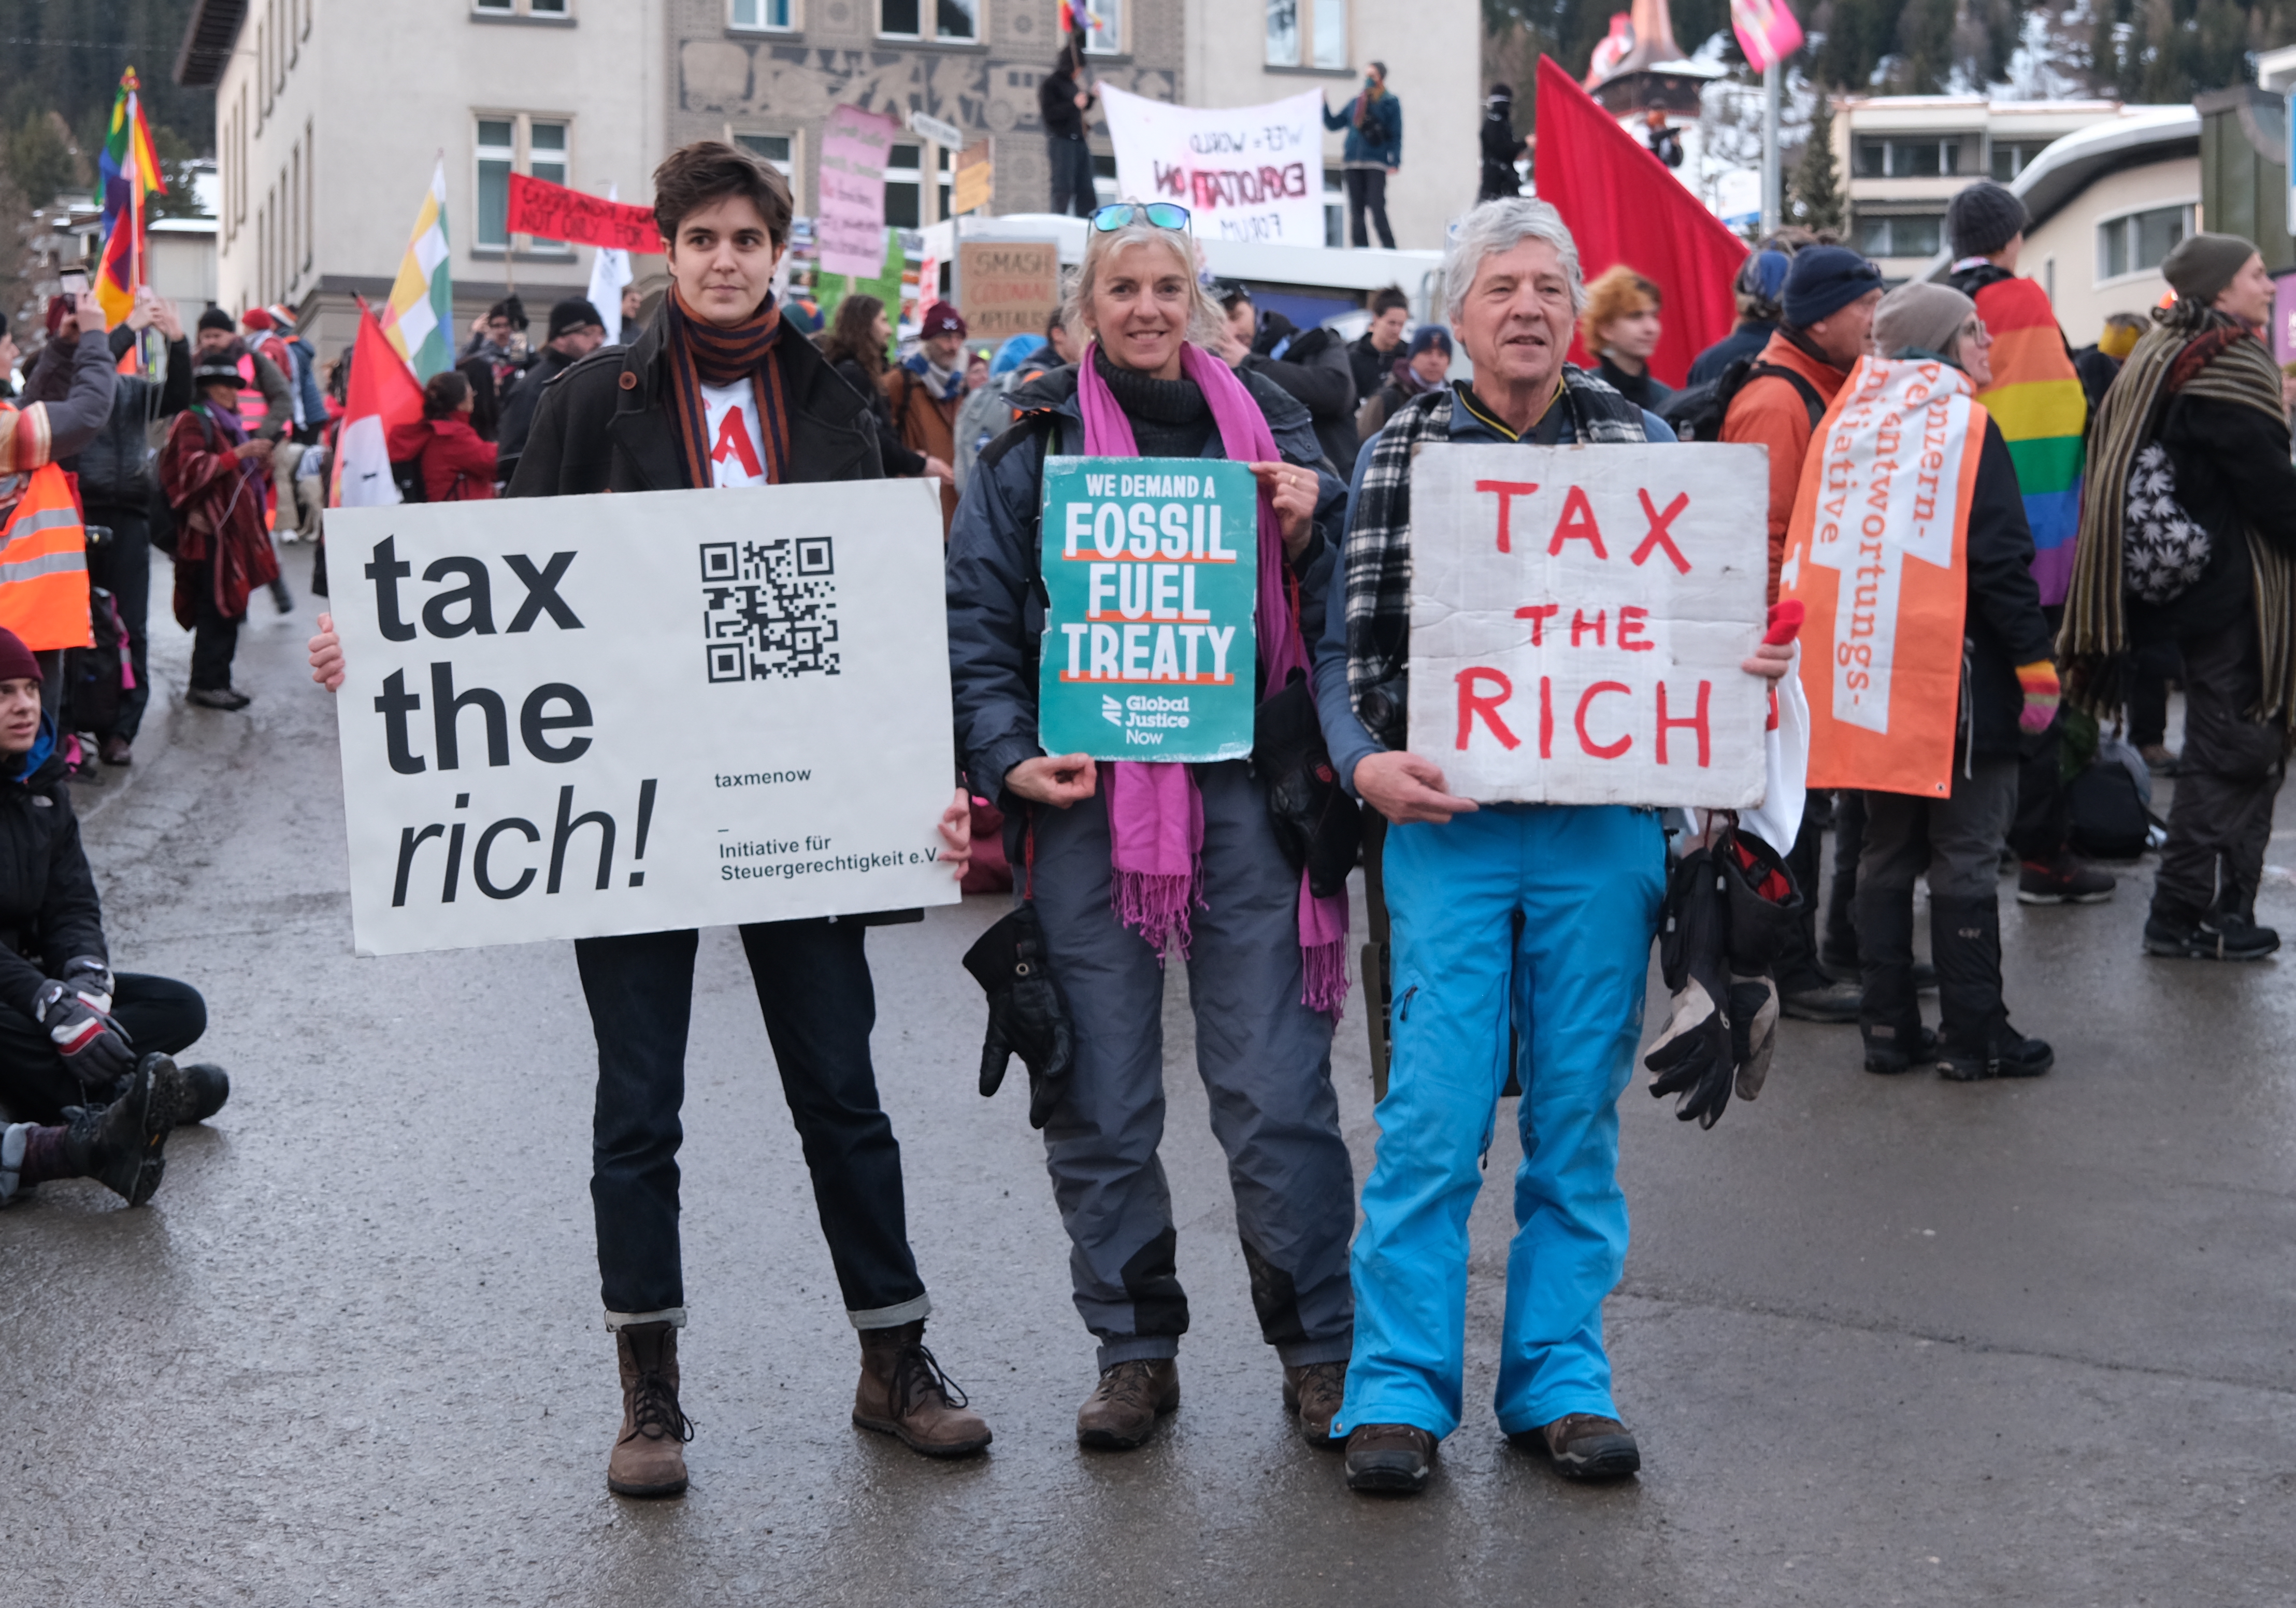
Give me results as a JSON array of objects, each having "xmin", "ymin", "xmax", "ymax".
[
  {"xmin": 198, "ymin": 306, "xmax": 236, "ymax": 333},
  {"xmin": 1871, "ymin": 282, "xmax": 1977, "ymax": 362},
  {"xmin": 1947, "ymin": 181, "xmax": 2028, "ymax": 259},
  {"xmin": 547, "ymin": 297, "xmax": 604, "ymax": 340},
  {"xmin": 1783, "ymin": 246, "xmax": 1884, "ymax": 328},
  {"xmin": 0, "ymin": 628, "xmax": 42, "ymax": 685},
  {"xmin": 2162, "ymin": 232, "xmax": 2259, "ymax": 306},
  {"xmin": 1407, "ymin": 324, "xmax": 1453, "ymax": 358}
]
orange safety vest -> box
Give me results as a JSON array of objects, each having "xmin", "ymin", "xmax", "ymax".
[
  {"xmin": 235, "ymin": 351, "xmax": 269, "ymax": 436},
  {"xmin": 0, "ymin": 463, "xmax": 94, "ymax": 651}
]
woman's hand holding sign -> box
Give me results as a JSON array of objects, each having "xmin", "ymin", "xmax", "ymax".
[
  {"xmin": 1007, "ymin": 753, "xmax": 1100, "ymax": 808},
  {"xmin": 1247, "ymin": 461, "xmax": 1317, "ymax": 561},
  {"xmin": 309, "ymin": 614, "xmax": 345, "ymax": 691}
]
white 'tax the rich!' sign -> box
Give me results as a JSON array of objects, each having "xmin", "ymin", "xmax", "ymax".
[
  {"xmin": 327, "ymin": 482, "xmax": 960, "ymax": 957},
  {"xmin": 1405, "ymin": 443, "xmax": 1770, "ymax": 807},
  {"xmin": 1098, "ymin": 84, "xmax": 1325, "ymax": 246}
]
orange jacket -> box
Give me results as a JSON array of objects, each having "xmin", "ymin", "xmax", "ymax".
[{"xmin": 1720, "ymin": 330, "xmax": 1849, "ymax": 603}]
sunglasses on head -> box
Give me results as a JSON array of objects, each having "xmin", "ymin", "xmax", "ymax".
[{"xmin": 1091, "ymin": 202, "xmax": 1192, "ymax": 233}]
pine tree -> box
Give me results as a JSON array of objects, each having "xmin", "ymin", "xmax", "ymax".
[{"xmin": 1791, "ymin": 90, "xmax": 1845, "ymax": 237}]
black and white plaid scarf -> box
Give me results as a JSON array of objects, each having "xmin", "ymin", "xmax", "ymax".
[{"xmin": 1343, "ymin": 372, "xmax": 1649, "ymax": 746}]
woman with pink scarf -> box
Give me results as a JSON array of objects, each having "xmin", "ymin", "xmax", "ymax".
[{"xmin": 946, "ymin": 203, "xmax": 1357, "ymax": 1455}]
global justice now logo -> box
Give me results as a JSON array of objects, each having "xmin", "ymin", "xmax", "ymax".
[{"xmin": 1101, "ymin": 693, "xmax": 1195, "ymax": 746}]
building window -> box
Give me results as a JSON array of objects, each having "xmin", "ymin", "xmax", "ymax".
[
  {"xmin": 734, "ymin": 132, "xmax": 794, "ymax": 176},
  {"xmin": 1990, "ymin": 140, "xmax": 2048, "ymax": 182},
  {"xmin": 475, "ymin": 115, "xmax": 572, "ymax": 252},
  {"xmin": 1074, "ymin": 0, "xmax": 1120, "ymax": 53},
  {"xmin": 731, "ymin": 0, "xmax": 795, "ymax": 27},
  {"xmin": 1324, "ymin": 169, "xmax": 1343, "ymax": 246},
  {"xmin": 1092, "ymin": 151, "xmax": 1117, "ymax": 208},
  {"xmin": 1854, "ymin": 213, "xmax": 1943, "ymax": 258},
  {"xmin": 474, "ymin": 0, "xmax": 570, "ymax": 15},
  {"xmin": 302, "ymin": 117, "xmax": 315, "ymax": 272},
  {"xmin": 2098, "ymin": 202, "xmax": 2194, "ymax": 281},
  {"xmin": 1854, "ymin": 138, "xmax": 1965, "ymax": 179},
  {"xmin": 1265, "ymin": 0, "xmax": 1344, "ymax": 68},
  {"xmin": 884, "ymin": 143, "xmax": 924, "ymax": 228},
  {"xmin": 880, "ymin": 0, "xmax": 977, "ymax": 41}
]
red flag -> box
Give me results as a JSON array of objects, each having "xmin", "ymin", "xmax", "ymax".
[
  {"xmin": 504, "ymin": 172, "xmax": 662, "ymax": 252},
  {"xmin": 1533, "ymin": 54, "xmax": 1746, "ymax": 390},
  {"xmin": 331, "ymin": 297, "xmax": 428, "ymax": 508}
]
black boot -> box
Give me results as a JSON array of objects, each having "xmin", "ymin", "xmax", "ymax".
[
  {"xmin": 1930, "ymin": 897, "xmax": 2052, "ymax": 1080},
  {"xmin": 1855, "ymin": 880, "xmax": 1932, "ymax": 1073},
  {"xmin": 61, "ymin": 1058, "xmax": 168, "ymax": 1205}
]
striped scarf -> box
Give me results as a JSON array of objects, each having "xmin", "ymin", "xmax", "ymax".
[
  {"xmin": 1343, "ymin": 373, "xmax": 1648, "ymax": 746},
  {"xmin": 662, "ymin": 286, "xmax": 790, "ymax": 490},
  {"xmin": 2059, "ymin": 300, "xmax": 2296, "ymax": 733}
]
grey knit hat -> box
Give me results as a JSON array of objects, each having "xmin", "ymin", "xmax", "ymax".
[
  {"xmin": 1946, "ymin": 181, "xmax": 2028, "ymax": 259},
  {"xmin": 2161, "ymin": 232, "xmax": 2259, "ymax": 305},
  {"xmin": 1872, "ymin": 282, "xmax": 1977, "ymax": 362}
]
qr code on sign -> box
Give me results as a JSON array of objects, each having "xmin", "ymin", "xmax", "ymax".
[{"xmin": 700, "ymin": 537, "xmax": 841, "ymax": 682}]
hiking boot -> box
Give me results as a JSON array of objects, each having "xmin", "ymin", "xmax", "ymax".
[
  {"xmin": 1778, "ymin": 976, "xmax": 1862, "ymax": 1022},
  {"xmin": 61, "ymin": 1057, "xmax": 166, "ymax": 1206},
  {"xmin": 99, "ymin": 734, "xmax": 131, "ymax": 766},
  {"xmin": 1522, "ymin": 1413, "xmax": 1642, "ymax": 1480},
  {"xmin": 152, "ymin": 1061, "xmax": 230, "ymax": 1126},
  {"xmin": 1861, "ymin": 1021, "xmax": 1939, "ymax": 1075},
  {"xmin": 2139, "ymin": 744, "xmax": 2180, "ymax": 775},
  {"xmin": 1282, "ymin": 1361, "xmax": 1347, "ymax": 1446},
  {"xmin": 1075, "ymin": 1359, "xmax": 1180, "ymax": 1449},
  {"xmin": 1344, "ymin": 1422, "xmax": 1436, "ymax": 1493},
  {"xmin": 1937, "ymin": 1030, "xmax": 2054, "ymax": 1082},
  {"xmin": 185, "ymin": 686, "xmax": 252, "ymax": 711},
  {"xmin": 607, "ymin": 1321, "xmax": 692, "ymax": 1498},
  {"xmin": 2017, "ymin": 853, "xmax": 2116, "ymax": 905},
  {"xmin": 2144, "ymin": 912, "xmax": 2280, "ymax": 961},
  {"xmin": 853, "ymin": 1321, "xmax": 992, "ymax": 1458}
]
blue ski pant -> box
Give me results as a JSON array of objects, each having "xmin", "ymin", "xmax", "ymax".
[{"xmin": 1335, "ymin": 804, "xmax": 1663, "ymax": 1442}]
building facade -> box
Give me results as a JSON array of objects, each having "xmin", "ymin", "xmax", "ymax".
[
  {"xmin": 175, "ymin": 0, "xmax": 1479, "ymax": 365},
  {"xmin": 2008, "ymin": 107, "xmax": 2199, "ymax": 345},
  {"xmin": 1835, "ymin": 96, "xmax": 2127, "ymax": 280}
]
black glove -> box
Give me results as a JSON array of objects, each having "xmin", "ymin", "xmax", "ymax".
[
  {"xmin": 1645, "ymin": 846, "xmax": 1734, "ymax": 1129},
  {"xmin": 37, "ymin": 969, "xmax": 134, "ymax": 1092},
  {"xmin": 1717, "ymin": 828, "xmax": 1801, "ymax": 1102},
  {"xmin": 961, "ymin": 904, "xmax": 1075, "ymax": 1130}
]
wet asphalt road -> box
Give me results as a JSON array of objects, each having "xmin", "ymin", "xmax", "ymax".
[{"xmin": 3, "ymin": 548, "xmax": 2294, "ymax": 1606}]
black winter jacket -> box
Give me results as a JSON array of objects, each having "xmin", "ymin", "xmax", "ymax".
[
  {"xmin": 0, "ymin": 729, "xmax": 106, "ymax": 1020},
  {"xmin": 508, "ymin": 306, "xmax": 882, "ymax": 498},
  {"xmin": 944, "ymin": 361, "xmax": 1342, "ymax": 808},
  {"xmin": 65, "ymin": 332, "xmax": 192, "ymax": 509},
  {"xmin": 1959, "ymin": 416, "xmax": 2058, "ymax": 758},
  {"xmin": 493, "ymin": 343, "xmax": 578, "ymax": 477},
  {"xmin": 1242, "ymin": 321, "xmax": 1358, "ymax": 473},
  {"xmin": 831, "ymin": 355, "xmax": 929, "ymax": 477},
  {"xmin": 2139, "ymin": 390, "xmax": 2296, "ymax": 643}
]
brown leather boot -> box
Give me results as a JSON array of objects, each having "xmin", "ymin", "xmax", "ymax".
[
  {"xmin": 1075, "ymin": 1359, "xmax": 1180, "ymax": 1449},
  {"xmin": 607, "ymin": 1321, "xmax": 692, "ymax": 1498},
  {"xmin": 1282, "ymin": 1361, "xmax": 1347, "ymax": 1446},
  {"xmin": 1344, "ymin": 1422, "xmax": 1436, "ymax": 1493},
  {"xmin": 853, "ymin": 1321, "xmax": 993, "ymax": 1458}
]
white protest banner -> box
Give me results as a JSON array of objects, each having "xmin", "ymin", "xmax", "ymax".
[
  {"xmin": 817, "ymin": 103, "xmax": 899, "ymax": 276},
  {"xmin": 1404, "ymin": 442, "xmax": 1770, "ymax": 807},
  {"xmin": 326, "ymin": 482, "xmax": 959, "ymax": 957},
  {"xmin": 1098, "ymin": 84, "xmax": 1325, "ymax": 246}
]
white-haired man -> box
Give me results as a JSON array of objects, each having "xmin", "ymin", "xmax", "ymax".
[{"xmin": 1312, "ymin": 199, "xmax": 1794, "ymax": 1492}]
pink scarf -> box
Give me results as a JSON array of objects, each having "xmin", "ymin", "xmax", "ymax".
[{"xmin": 1077, "ymin": 341, "xmax": 1350, "ymax": 1017}]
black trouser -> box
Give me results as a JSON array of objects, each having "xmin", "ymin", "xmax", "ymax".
[
  {"xmin": 1048, "ymin": 135, "xmax": 1097, "ymax": 219},
  {"xmin": 1345, "ymin": 167, "xmax": 1395, "ymax": 248},
  {"xmin": 1823, "ymin": 789, "xmax": 1868, "ymax": 966},
  {"xmin": 577, "ymin": 919, "xmax": 929, "ymax": 1327},
  {"xmin": 2128, "ymin": 633, "xmax": 2183, "ymax": 749},
  {"xmin": 2151, "ymin": 618, "xmax": 2286, "ymax": 925},
  {"xmin": 84, "ymin": 503, "xmax": 152, "ymax": 741},
  {"xmin": 0, "ymin": 973, "xmax": 208, "ymax": 1123},
  {"xmin": 1855, "ymin": 759, "xmax": 2019, "ymax": 1044},
  {"xmin": 1774, "ymin": 793, "xmax": 1829, "ymax": 991},
  {"xmin": 179, "ymin": 557, "xmax": 243, "ymax": 692}
]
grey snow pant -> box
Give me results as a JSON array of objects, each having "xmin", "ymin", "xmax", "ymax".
[
  {"xmin": 1029, "ymin": 759, "xmax": 1356, "ymax": 1372},
  {"xmin": 2152, "ymin": 617, "xmax": 2286, "ymax": 926}
]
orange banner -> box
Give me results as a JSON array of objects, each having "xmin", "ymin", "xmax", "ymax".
[{"xmin": 1777, "ymin": 356, "xmax": 1985, "ymax": 799}]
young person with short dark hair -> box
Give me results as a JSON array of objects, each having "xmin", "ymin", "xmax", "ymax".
[{"xmin": 309, "ymin": 141, "xmax": 987, "ymax": 1498}]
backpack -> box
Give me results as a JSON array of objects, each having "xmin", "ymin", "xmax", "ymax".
[
  {"xmin": 391, "ymin": 445, "xmax": 429, "ymax": 503},
  {"xmin": 2065, "ymin": 756, "xmax": 2152, "ymax": 859},
  {"xmin": 2121, "ymin": 442, "xmax": 2211, "ymax": 605},
  {"xmin": 65, "ymin": 586, "xmax": 128, "ymax": 733},
  {"xmin": 1660, "ymin": 357, "xmax": 1824, "ymax": 444}
]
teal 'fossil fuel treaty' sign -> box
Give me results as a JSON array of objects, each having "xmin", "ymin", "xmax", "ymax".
[{"xmin": 1036, "ymin": 456, "xmax": 1260, "ymax": 762}]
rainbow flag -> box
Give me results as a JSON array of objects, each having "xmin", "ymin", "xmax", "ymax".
[
  {"xmin": 378, "ymin": 160, "xmax": 455, "ymax": 382},
  {"xmin": 1969, "ymin": 277, "xmax": 2085, "ymax": 606},
  {"xmin": 94, "ymin": 68, "xmax": 167, "ymax": 329}
]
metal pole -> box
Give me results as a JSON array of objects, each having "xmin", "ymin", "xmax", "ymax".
[{"xmin": 1762, "ymin": 61, "xmax": 1782, "ymax": 236}]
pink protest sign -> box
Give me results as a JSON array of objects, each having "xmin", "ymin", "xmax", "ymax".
[
  {"xmin": 1730, "ymin": 0, "xmax": 1805, "ymax": 72},
  {"xmin": 817, "ymin": 104, "xmax": 899, "ymax": 278}
]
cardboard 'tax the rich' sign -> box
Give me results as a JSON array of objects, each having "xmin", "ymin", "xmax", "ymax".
[{"xmin": 1404, "ymin": 442, "xmax": 1770, "ymax": 807}]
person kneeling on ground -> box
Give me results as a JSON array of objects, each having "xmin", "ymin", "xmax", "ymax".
[
  {"xmin": 1853, "ymin": 284, "xmax": 2057, "ymax": 1082},
  {"xmin": 0, "ymin": 629, "xmax": 228, "ymax": 1208}
]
